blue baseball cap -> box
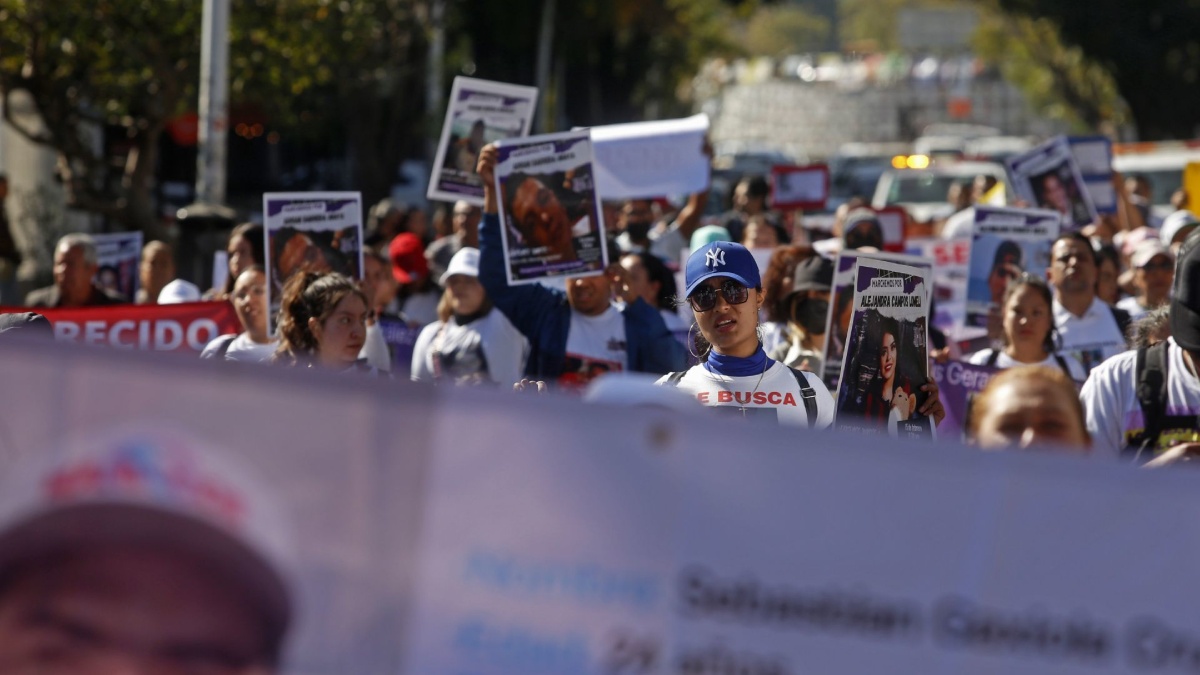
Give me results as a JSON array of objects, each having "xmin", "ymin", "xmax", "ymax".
[{"xmin": 684, "ymin": 241, "xmax": 761, "ymax": 298}]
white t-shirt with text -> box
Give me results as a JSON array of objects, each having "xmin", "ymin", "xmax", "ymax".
[
  {"xmin": 658, "ymin": 360, "xmax": 835, "ymax": 429},
  {"xmin": 411, "ymin": 310, "xmax": 529, "ymax": 387},
  {"xmin": 967, "ymin": 348, "xmax": 1088, "ymax": 383},
  {"xmin": 560, "ymin": 305, "xmax": 628, "ymax": 387}
]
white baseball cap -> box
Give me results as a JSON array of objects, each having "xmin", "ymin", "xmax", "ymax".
[
  {"xmin": 0, "ymin": 426, "xmax": 294, "ymax": 652},
  {"xmin": 1160, "ymin": 210, "xmax": 1200, "ymax": 247},
  {"xmin": 1130, "ymin": 239, "xmax": 1175, "ymax": 269},
  {"xmin": 439, "ymin": 246, "xmax": 481, "ymax": 286},
  {"xmin": 158, "ymin": 278, "xmax": 203, "ymax": 304}
]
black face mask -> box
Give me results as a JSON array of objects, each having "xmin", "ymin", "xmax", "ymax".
[
  {"xmin": 796, "ymin": 298, "xmax": 829, "ymax": 335},
  {"xmin": 624, "ymin": 220, "xmax": 652, "ymax": 241}
]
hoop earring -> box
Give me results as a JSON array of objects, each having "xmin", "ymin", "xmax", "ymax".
[{"xmin": 687, "ymin": 321, "xmax": 710, "ymax": 361}]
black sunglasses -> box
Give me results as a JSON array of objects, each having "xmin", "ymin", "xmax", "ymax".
[{"xmin": 689, "ymin": 279, "xmax": 749, "ymax": 312}]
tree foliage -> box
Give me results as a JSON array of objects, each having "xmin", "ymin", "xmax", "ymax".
[
  {"xmin": 972, "ymin": 7, "xmax": 1127, "ymax": 134},
  {"xmin": 744, "ymin": 5, "xmax": 831, "ymax": 57},
  {"xmin": 993, "ymin": 0, "xmax": 1200, "ymax": 140},
  {"xmin": 0, "ymin": 0, "xmax": 200, "ymax": 237}
]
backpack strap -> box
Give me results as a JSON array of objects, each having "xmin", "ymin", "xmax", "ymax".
[
  {"xmin": 789, "ymin": 367, "xmax": 819, "ymax": 427},
  {"xmin": 664, "ymin": 370, "xmax": 687, "ymax": 386},
  {"xmin": 1131, "ymin": 341, "xmax": 1170, "ymax": 458},
  {"xmin": 1053, "ymin": 353, "xmax": 1071, "ymax": 377},
  {"xmin": 985, "ymin": 349, "xmax": 999, "ymax": 367},
  {"xmin": 1110, "ymin": 304, "xmax": 1133, "ymax": 342}
]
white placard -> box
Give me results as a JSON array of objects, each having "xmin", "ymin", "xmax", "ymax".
[{"xmin": 587, "ymin": 114, "xmax": 710, "ymax": 200}]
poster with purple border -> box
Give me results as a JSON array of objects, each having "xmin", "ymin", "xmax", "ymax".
[
  {"xmin": 822, "ymin": 250, "xmax": 933, "ymax": 392},
  {"xmin": 1005, "ymin": 135, "xmax": 1096, "ymax": 229},
  {"xmin": 834, "ymin": 257, "xmax": 934, "ymax": 441},
  {"xmin": 965, "ymin": 206, "xmax": 1060, "ymax": 329},
  {"xmin": 428, "ymin": 77, "xmax": 539, "ymax": 206},
  {"xmin": 262, "ymin": 192, "xmax": 364, "ymax": 335},
  {"xmin": 494, "ymin": 130, "xmax": 607, "ymax": 285},
  {"xmin": 92, "ymin": 231, "xmax": 143, "ymax": 302},
  {"xmin": 931, "ymin": 359, "xmax": 1001, "ymax": 444}
]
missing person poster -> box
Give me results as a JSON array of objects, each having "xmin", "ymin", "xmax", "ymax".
[
  {"xmin": 834, "ymin": 257, "xmax": 934, "ymax": 441},
  {"xmin": 428, "ymin": 77, "xmax": 539, "ymax": 205},
  {"xmin": 965, "ymin": 206, "xmax": 1060, "ymax": 328},
  {"xmin": 262, "ymin": 192, "xmax": 364, "ymax": 333},
  {"xmin": 822, "ymin": 250, "xmax": 933, "ymax": 392},
  {"xmin": 1006, "ymin": 136, "xmax": 1096, "ymax": 229},
  {"xmin": 494, "ymin": 130, "xmax": 607, "ymax": 284},
  {"xmin": 92, "ymin": 231, "xmax": 143, "ymax": 302}
]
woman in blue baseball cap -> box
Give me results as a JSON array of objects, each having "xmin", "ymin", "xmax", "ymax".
[{"xmin": 657, "ymin": 241, "xmax": 837, "ymax": 428}]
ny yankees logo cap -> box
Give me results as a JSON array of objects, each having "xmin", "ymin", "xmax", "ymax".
[{"xmin": 684, "ymin": 240, "xmax": 761, "ymax": 297}]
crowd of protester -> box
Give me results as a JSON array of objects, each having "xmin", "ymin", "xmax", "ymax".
[{"xmin": 2, "ymin": 140, "xmax": 1199, "ymax": 466}]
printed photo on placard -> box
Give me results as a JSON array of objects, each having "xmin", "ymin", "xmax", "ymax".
[
  {"xmin": 262, "ymin": 192, "xmax": 364, "ymax": 333},
  {"xmin": 428, "ymin": 77, "xmax": 538, "ymax": 205},
  {"xmin": 834, "ymin": 257, "xmax": 934, "ymax": 441},
  {"xmin": 822, "ymin": 250, "xmax": 933, "ymax": 392},
  {"xmin": 965, "ymin": 206, "xmax": 1060, "ymax": 328},
  {"xmin": 92, "ymin": 231, "xmax": 143, "ymax": 302},
  {"xmin": 1006, "ymin": 136, "xmax": 1096, "ymax": 229},
  {"xmin": 494, "ymin": 130, "xmax": 607, "ymax": 284}
]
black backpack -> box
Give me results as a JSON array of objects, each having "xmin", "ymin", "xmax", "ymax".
[
  {"xmin": 1127, "ymin": 340, "xmax": 1170, "ymax": 458},
  {"xmin": 664, "ymin": 367, "xmax": 819, "ymax": 427}
]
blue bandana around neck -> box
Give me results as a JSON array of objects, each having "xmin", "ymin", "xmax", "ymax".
[{"xmin": 704, "ymin": 345, "xmax": 775, "ymax": 377}]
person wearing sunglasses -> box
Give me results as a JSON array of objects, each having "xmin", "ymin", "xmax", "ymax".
[{"xmin": 658, "ymin": 241, "xmax": 836, "ymax": 428}]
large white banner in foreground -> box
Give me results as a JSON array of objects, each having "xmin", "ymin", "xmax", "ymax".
[{"xmin": 1, "ymin": 340, "xmax": 1198, "ymax": 674}]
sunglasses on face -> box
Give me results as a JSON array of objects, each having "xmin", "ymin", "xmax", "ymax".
[{"xmin": 689, "ymin": 279, "xmax": 749, "ymax": 312}]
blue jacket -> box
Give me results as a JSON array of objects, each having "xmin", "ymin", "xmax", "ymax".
[{"xmin": 478, "ymin": 213, "xmax": 686, "ymax": 380}]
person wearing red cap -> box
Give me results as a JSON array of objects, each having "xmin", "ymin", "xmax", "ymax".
[{"xmin": 389, "ymin": 232, "xmax": 440, "ymax": 328}]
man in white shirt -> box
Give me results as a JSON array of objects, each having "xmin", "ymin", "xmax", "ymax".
[
  {"xmin": 1048, "ymin": 232, "xmax": 1129, "ymax": 374},
  {"xmin": 1082, "ymin": 231, "xmax": 1200, "ymax": 462}
]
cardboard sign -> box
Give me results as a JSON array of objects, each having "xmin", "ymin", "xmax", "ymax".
[
  {"xmin": 262, "ymin": 192, "xmax": 364, "ymax": 334},
  {"xmin": 769, "ymin": 164, "xmax": 829, "ymax": 210},
  {"xmin": 494, "ymin": 130, "xmax": 607, "ymax": 284},
  {"xmin": 834, "ymin": 257, "xmax": 934, "ymax": 440},
  {"xmin": 1006, "ymin": 136, "xmax": 1096, "ymax": 229},
  {"xmin": 92, "ymin": 231, "xmax": 144, "ymax": 302},
  {"xmin": 588, "ymin": 114, "xmax": 710, "ymax": 200},
  {"xmin": 1069, "ymin": 135, "xmax": 1117, "ymax": 214},
  {"xmin": 965, "ymin": 206, "xmax": 1060, "ymax": 328}
]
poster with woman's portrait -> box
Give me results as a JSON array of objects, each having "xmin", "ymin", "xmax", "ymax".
[
  {"xmin": 494, "ymin": 130, "xmax": 607, "ymax": 285},
  {"xmin": 834, "ymin": 258, "xmax": 934, "ymax": 441},
  {"xmin": 822, "ymin": 250, "xmax": 933, "ymax": 392},
  {"xmin": 1005, "ymin": 136, "xmax": 1096, "ymax": 229},
  {"xmin": 428, "ymin": 77, "xmax": 539, "ymax": 205},
  {"xmin": 965, "ymin": 206, "xmax": 1060, "ymax": 328},
  {"xmin": 262, "ymin": 192, "xmax": 364, "ymax": 334}
]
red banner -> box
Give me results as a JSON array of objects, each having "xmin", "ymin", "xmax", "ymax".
[{"xmin": 3, "ymin": 301, "xmax": 241, "ymax": 353}]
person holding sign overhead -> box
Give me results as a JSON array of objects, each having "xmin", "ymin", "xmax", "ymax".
[
  {"xmin": 475, "ymin": 144, "xmax": 685, "ymax": 388},
  {"xmin": 656, "ymin": 240, "xmax": 836, "ymax": 428}
]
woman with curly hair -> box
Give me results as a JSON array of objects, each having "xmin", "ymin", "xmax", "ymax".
[{"xmin": 273, "ymin": 271, "xmax": 373, "ymax": 372}]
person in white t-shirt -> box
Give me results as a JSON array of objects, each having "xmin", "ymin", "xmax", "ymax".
[
  {"xmin": 201, "ymin": 266, "xmax": 277, "ymax": 363},
  {"xmin": 656, "ymin": 241, "xmax": 836, "ymax": 428},
  {"xmin": 1047, "ymin": 232, "xmax": 1129, "ymax": 374},
  {"xmin": 1082, "ymin": 231, "xmax": 1200, "ymax": 462},
  {"xmin": 968, "ymin": 273, "xmax": 1087, "ymax": 382},
  {"xmin": 411, "ymin": 247, "xmax": 529, "ymax": 386}
]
